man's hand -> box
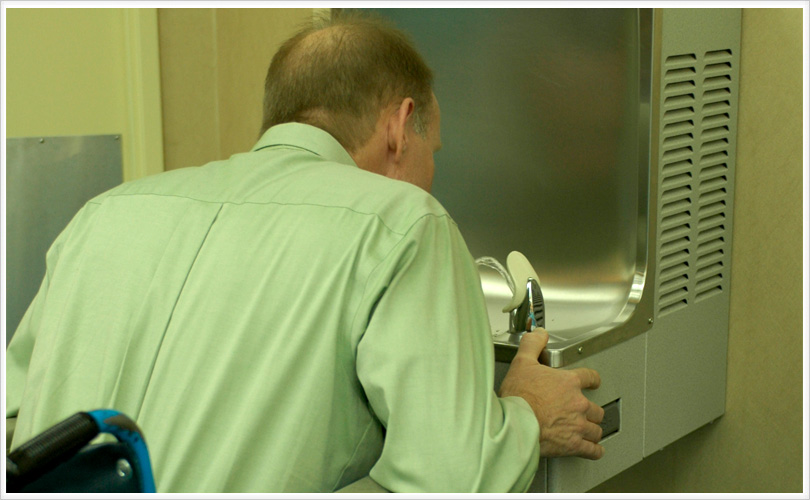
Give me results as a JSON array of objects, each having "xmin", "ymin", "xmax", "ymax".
[{"xmin": 499, "ymin": 328, "xmax": 605, "ymax": 460}]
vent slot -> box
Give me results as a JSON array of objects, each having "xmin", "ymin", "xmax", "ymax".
[
  {"xmin": 697, "ymin": 237, "xmax": 724, "ymax": 255},
  {"xmin": 695, "ymin": 274, "xmax": 723, "ymax": 301},
  {"xmin": 661, "ymin": 223, "xmax": 691, "ymax": 241},
  {"xmin": 699, "ymin": 188, "xmax": 727, "ymax": 205},
  {"xmin": 699, "ymin": 175, "xmax": 728, "ymax": 191},
  {"xmin": 664, "ymin": 80, "xmax": 696, "ymax": 94},
  {"xmin": 696, "ymin": 249, "xmax": 724, "ymax": 267},
  {"xmin": 661, "ymin": 249, "xmax": 690, "ymax": 268},
  {"xmin": 702, "ymin": 113, "xmax": 729, "ymax": 127},
  {"xmin": 662, "ymin": 185, "xmax": 692, "ymax": 202},
  {"xmin": 664, "ymin": 94, "xmax": 696, "ymax": 108},
  {"xmin": 700, "ymin": 138, "xmax": 729, "ymax": 153},
  {"xmin": 665, "ymin": 53, "xmax": 697, "ymax": 65},
  {"xmin": 703, "ymin": 101, "xmax": 731, "ymax": 114},
  {"xmin": 660, "ymin": 274, "xmax": 689, "ymax": 295},
  {"xmin": 696, "ymin": 262, "xmax": 724, "ymax": 280},
  {"xmin": 704, "ymin": 75, "xmax": 732, "ymax": 88},
  {"xmin": 698, "ymin": 201, "xmax": 725, "ymax": 217},
  {"xmin": 699, "ymin": 151, "xmax": 729, "ymax": 166},
  {"xmin": 664, "ymin": 107, "xmax": 696, "ymax": 122},
  {"xmin": 665, "ymin": 67, "xmax": 697, "ymax": 81},
  {"xmin": 663, "ymin": 120, "xmax": 695, "ymax": 135},
  {"xmin": 660, "ymin": 287, "xmax": 689, "ymax": 315},
  {"xmin": 661, "ymin": 211, "xmax": 692, "ymax": 229},
  {"xmin": 703, "ymin": 126, "xmax": 730, "ymax": 141},
  {"xmin": 660, "ymin": 262, "xmax": 689, "ymax": 281},
  {"xmin": 662, "ymin": 159, "xmax": 693, "ymax": 176},
  {"xmin": 698, "ymin": 213, "xmax": 726, "ymax": 230},
  {"xmin": 704, "ymin": 62, "xmax": 732, "ymax": 75},
  {"xmin": 704, "ymin": 49, "xmax": 732, "ymax": 61},
  {"xmin": 662, "ymin": 237, "xmax": 691, "ymax": 254},
  {"xmin": 700, "ymin": 163, "xmax": 728, "ymax": 179},
  {"xmin": 697, "ymin": 225, "xmax": 725, "ymax": 242},
  {"xmin": 657, "ymin": 47, "xmax": 735, "ymax": 315},
  {"xmin": 663, "ymin": 133, "xmax": 694, "ymax": 148},
  {"xmin": 662, "ymin": 198, "xmax": 691, "ymax": 216},
  {"xmin": 662, "ymin": 146, "xmax": 693, "ymax": 162},
  {"xmin": 703, "ymin": 175, "xmax": 728, "ymax": 189},
  {"xmin": 662, "ymin": 172, "xmax": 692, "ymax": 190}
]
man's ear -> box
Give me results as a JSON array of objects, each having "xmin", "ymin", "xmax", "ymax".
[{"xmin": 387, "ymin": 98, "xmax": 416, "ymax": 164}]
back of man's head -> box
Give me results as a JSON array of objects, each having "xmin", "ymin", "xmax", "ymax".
[{"xmin": 260, "ymin": 11, "xmax": 434, "ymax": 153}]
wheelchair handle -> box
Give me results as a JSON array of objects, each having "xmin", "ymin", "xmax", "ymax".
[
  {"xmin": 7, "ymin": 410, "xmax": 155, "ymax": 493},
  {"xmin": 7, "ymin": 412, "xmax": 98, "ymax": 487}
]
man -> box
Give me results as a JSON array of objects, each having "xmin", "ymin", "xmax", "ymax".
[{"xmin": 6, "ymin": 13, "xmax": 604, "ymax": 492}]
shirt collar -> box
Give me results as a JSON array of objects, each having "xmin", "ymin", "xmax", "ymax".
[{"xmin": 251, "ymin": 123, "xmax": 358, "ymax": 168}]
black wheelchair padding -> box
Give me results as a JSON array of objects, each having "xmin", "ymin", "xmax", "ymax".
[
  {"xmin": 11, "ymin": 441, "xmax": 143, "ymax": 493},
  {"xmin": 7, "ymin": 412, "xmax": 99, "ymax": 490}
]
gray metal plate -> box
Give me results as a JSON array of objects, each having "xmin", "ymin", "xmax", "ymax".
[{"xmin": 6, "ymin": 135, "xmax": 122, "ymax": 341}]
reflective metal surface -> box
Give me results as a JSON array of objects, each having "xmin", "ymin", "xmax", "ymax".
[
  {"xmin": 6, "ymin": 135, "xmax": 123, "ymax": 341},
  {"xmin": 370, "ymin": 9, "xmax": 655, "ymax": 366}
]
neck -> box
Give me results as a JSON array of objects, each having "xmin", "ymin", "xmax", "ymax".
[{"xmin": 349, "ymin": 130, "xmax": 389, "ymax": 177}]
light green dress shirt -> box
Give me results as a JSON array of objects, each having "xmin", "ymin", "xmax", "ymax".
[{"xmin": 6, "ymin": 123, "xmax": 540, "ymax": 492}]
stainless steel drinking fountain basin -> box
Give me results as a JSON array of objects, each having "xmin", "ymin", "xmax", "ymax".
[
  {"xmin": 482, "ymin": 265, "xmax": 651, "ymax": 367},
  {"xmin": 366, "ymin": 8, "xmax": 657, "ymax": 367}
]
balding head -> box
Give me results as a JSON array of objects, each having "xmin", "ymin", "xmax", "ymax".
[{"xmin": 260, "ymin": 12, "xmax": 435, "ymax": 153}]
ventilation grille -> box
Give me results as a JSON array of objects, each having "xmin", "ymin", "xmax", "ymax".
[{"xmin": 657, "ymin": 49, "xmax": 734, "ymax": 317}]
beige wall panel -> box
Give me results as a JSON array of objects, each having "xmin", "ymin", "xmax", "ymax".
[
  {"xmin": 158, "ymin": 9, "xmax": 220, "ymax": 170},
  {"xmin": 592, "ymin": 8, "xmax": 804, "ymax": 493},
  {"xmin": 724, "ymin": 7, "xmax": 803, "ymax": 492},
  {"xmin": 215, "ymin": 8, "xmax": 313, "ymax": 158},
  {"xmin": 158, "ymin": 8, "xmax": 313, "ymax": 170}
]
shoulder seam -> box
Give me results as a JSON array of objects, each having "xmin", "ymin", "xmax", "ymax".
[{"xmin": 98, "ymin": 192, "xmax": 454, "ymax": 236}]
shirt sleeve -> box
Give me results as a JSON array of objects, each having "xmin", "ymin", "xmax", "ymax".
[
  {"xmin": 6, "ymin": 273, "xmax": 49, "ymax": 420},
  {"xmin": 5, "ymin": 203, "xmax": 96, "ymax": 423},
  {"xmin": 355, "ymin": 213, "xmax": 540, "ymax": 493},
  {"xmin": 6, "ymin": 213, "xmax": 72, "ymax": 420}
]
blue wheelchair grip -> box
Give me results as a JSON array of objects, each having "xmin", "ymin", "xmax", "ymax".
[{"xmin": 87, "ymin": 409, "xmax": 156, "ymax": 493}]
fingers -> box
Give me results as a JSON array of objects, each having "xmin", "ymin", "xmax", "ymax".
[
  {"xmin": 583, "ymin": 419, "xmax": 603, "ymax": 443},
  {"xmin": 572, "ymin": 367, "xmax": 601, "ymax": 390},
  {"xmin": 538, "ymin": 417, "xmax": 606, "ymax": 460},
  {"xmin": 515, "ymin": 328, "xmax": 549, "ymax": 362},
  {"xmin": 578, "ymin": 440, "xmax": 606, "ymax": 461},
  {"xmin": 585, "ymin": 400, "xmax": 605, "ymax": 425}
]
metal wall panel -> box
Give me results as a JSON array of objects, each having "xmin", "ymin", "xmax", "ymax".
[
  {"xmin": 6, "ymin": 135, "xmax": 123, "ymax": 341},
  {"xmin": 644, "ymin": 7, "xmax": 739, "ymax": 457},
  {"xmin": 367, "ymin": 8, "xmax": 653, "ymax": 365}
]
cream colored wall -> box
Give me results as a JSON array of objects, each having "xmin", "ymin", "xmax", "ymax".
[
  {"xmin": 592, "ymin": 8, "xmax": 804, "ymax": 493},
  {"xmin": 157, "ymin": 8, "xmax": 315, "ymax": 170},
  {"xmin": 5, "ymin": 8, "xmax": 164, "ymax": 182}
]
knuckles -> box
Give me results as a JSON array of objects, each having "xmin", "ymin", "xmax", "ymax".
[{"xmin": 572, "ymin": 394, "xmax": 591, "ymax": 414}]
